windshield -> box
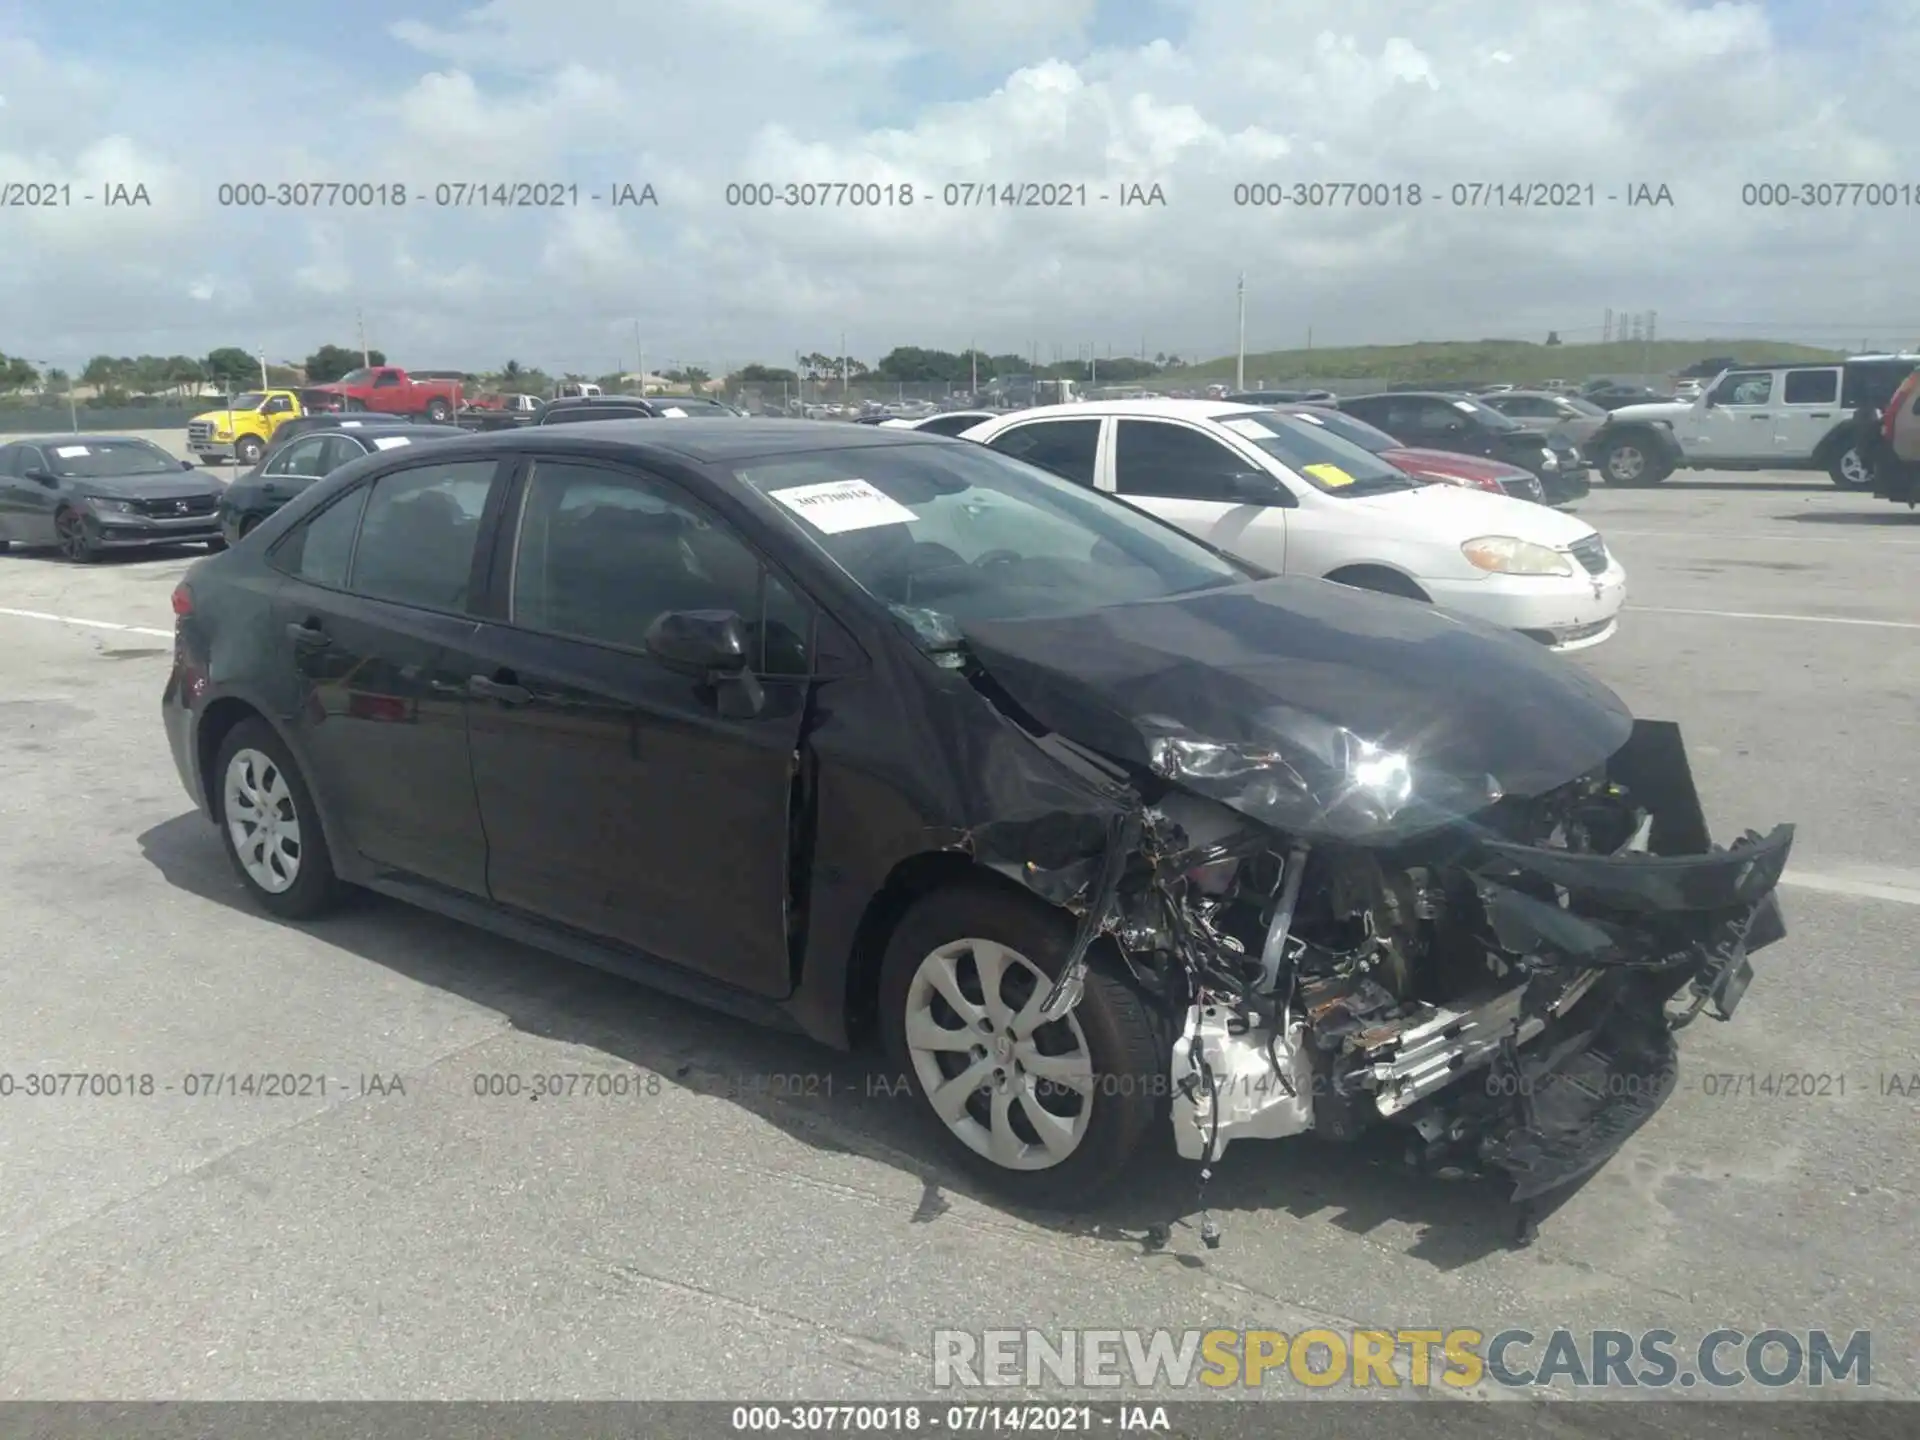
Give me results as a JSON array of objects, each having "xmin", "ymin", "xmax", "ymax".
[
  {"xmin": 1446, "ymin": 395, "xmax": 1522, "ymax": 430},
  {"xmin": 1212, "ymin": 410, "xmax": 1417, "ymax": 493},
  {"xmin": 337, "ymin": 369, "xmax": 373, "ymax": 386},
  {"xmin": 43, "ymin": 440, "xmax": 178, "ymax": 477},
  {"xmin": 222, "ymin": 392, "xmax": 267, "ymax": 411},
  {"xmin": 1562, "ymin": 395, "xmax": 1607, "ymax": 417},
  {"xmin": 735, "ymin": 440, "xmax": 1249, "ymax": 645},
  {"xmin": 1279, "ymin": 405, "xmax": 1396, "ymax": 453}
]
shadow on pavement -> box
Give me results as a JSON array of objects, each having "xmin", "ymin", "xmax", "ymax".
[
  {"xmin": 1776, "ymin": 510, "xmax": 1920, "ymax": 527},
  {"xmin": 137, "ymin": 810, "xmax": 1541, "ymax": 1274}
]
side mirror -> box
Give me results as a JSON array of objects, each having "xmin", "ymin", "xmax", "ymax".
[
  {"xmin": 645, "ymin": 608, "xmax": 765, "ymax": 717},
  {"xmin": 1701, "ymin": 394, "xmax": 1718, "ymax": 409},
  {"xmin": 23, "ymin": 468, "xmax": 57, "ymax": 486},
  {"xmin": 1225, "ymin": 470, "xmax": 1283, "ymax": 502},
  {"xmin": 180, "ymin": 459, "xmax": 195, "ymax": 470}
]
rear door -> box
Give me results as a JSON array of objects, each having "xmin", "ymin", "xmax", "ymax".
[
  {"xmin": 461, "ymin": 455, "xmax": 815, "ymax": 997},
  {"xmin": 267, "ymin": 455, "xmax": 508, "ymax": 895},
  {"xmin": 1109, "ymin": 418, "xmax": 1289, "ymax": 569},
  {"xmin": 1774, "ymin": 367, "xmax": 1843, "ymax": 459},
  {"xmin": 980, "ymin": 416, "xmax": 1106, "ymax": 489}
]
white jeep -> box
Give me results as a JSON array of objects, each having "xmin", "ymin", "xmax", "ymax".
[{"xmin": 1591, "ymin": 354, "xmax": 1919, "ymax": 488}]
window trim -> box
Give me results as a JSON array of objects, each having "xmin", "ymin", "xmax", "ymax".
[
  {"xmin": 491, "ymin": 453, "xmax": 833, "ymax": 677},
  {"xmin": 983, "ymin": 416, "xmax": 1105, "ymax": 488},
  {"xmin": 266, "ymin": 481, "xmax": 373, "ymax": 591},
  {"xmin": 1111, "ymin": 416, "xmax": 1295, "ymax": 505},
  {"xmin": 268, "ymin": 435, "xmax": 331, "ymax": 478}
]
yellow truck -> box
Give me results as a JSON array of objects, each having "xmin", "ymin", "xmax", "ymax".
[{"xmin": 185, "ymin": 389, "xmax": 305, "ymax": 466}]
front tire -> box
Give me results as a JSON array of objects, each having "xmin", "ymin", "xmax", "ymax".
[
  {"xmin": 878, "ymin": 881, "xmax": 1164, "ymax": 1209},
  {"xmin": 235, "ymin": 435, "xmax": 265, "ymax": 466},
  {"xmin": 54, "ymin": 507, "xmax": 97, "ymax": 563},
  {"xmin": 212, "ymin": 718, "xmax": 344, "ymax": 919},
  {"xmin": 1597, "ymin": 435, "xmax": 1669, "ymax": 486}
]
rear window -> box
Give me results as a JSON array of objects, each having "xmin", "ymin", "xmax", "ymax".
[{"xmin": 541, "ymin": 406, "xmax": 653, "ymax": 424}]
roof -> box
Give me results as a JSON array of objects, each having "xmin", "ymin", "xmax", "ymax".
[
  {"xmin": 439, "ymin": 417, "xmax": 950, "ymax": 465},
  {"xmin": 1, "ymin": 433, "xmax": 172, "ymax": 447},
  {"xmin": 984, "ymin": 398, "xmax": 1264, "ymax": 421}
]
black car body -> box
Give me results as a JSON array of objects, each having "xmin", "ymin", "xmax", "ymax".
[
  {"xmin": 1337, "ymin": 392, "xmax": 1592, "ymax": 505},
  {"xmin": 219, "ymin": 425, "xmax": 466, "ymax": 545},
  {"xmin": 258, "ymin": 413, "xmax": 444, "ymax": 465},
  {"xmin": 0, "ymin": 435, "xmax": 223, "ymax": 560},
  {"xmin": 160, "ymin": 421, "xmax": 1790, "ymax": 1230},
  {"xmin": 1224, "ymin": 389, "xmax": 1336, "ymax": 405},
  {"xmin": 534, "ymin": 395, "xmax": 743, "ymax": 425}
]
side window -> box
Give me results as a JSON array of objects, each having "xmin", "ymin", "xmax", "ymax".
[
  {"xmin": 348, "ymin": 460, "xmax": 498, "ymax": 612},
  {"xmin": 17, "ymin": 445, "xmax": 46, "ymax": 476},
  {"xmin": 274, "ymin": 487, "xmax": 370, "ymax": 589},
  {"xmin": 1113, "ymin": 420, "xmax": 1255, "ymax": 501},
  {"xmin": 267, "ymin": 436, "xmax": 329, "ymax": 477},
  {"xmin": 1714, "ymin": 372, "xmax": 1772, "ymax": 405},
  {"xmin": 373, "ymin": 371, "xmax": 401, "ymax": 388},
  {"xmin": 1782, "ymin": 369, "xmax": 1839, "ymax": 405},
  {"xmin": 509, "ymin": 460, "xmax": 814, "ymax": 675},
  {"xmin": 985, "ymin": 419, "xmax": 1101, "ymax": 486},
  {"xmin": 262, "ymin": 396, "xmax": 291, "ymax": 414},
  {"xmin": 318, "ymin": 435, "xmax": 369, "ymax": 473},
  {"xmin": 1406, "ymin": 399, "xmax": 1469, "ymax": 434}
]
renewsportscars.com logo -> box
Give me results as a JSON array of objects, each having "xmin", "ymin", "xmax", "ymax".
[{"xmin": 932, "ymin": 1328, "xmax": 1871, "ymax": 1391}]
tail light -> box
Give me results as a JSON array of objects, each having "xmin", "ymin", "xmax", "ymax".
[
  {"xmin": 171, "ymin": 582, "xmax": 193, "ymax": 618},
  {"xmin": 1884, "ymin": 373, "xmax": 1918, "ymax": 441}
]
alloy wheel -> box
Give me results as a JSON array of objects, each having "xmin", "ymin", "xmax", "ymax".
[
  {"xmin": 1837, "ymin": 448, "xmax": 1870, "ymax": 487},
  {"xmin": 1606, "ymin": 445, "xmax": 1646, "ymax": 483},
  {"xmin": 223, "ymin": 748, "xmax": 303, "ymax": 893},
  {"xmin": 55, "ymin": 510, "xmax": 92, "ymax": 561},
  {"xmin": 903, "ymin": 938, "xmax": 1095, "ymax": 1170}
]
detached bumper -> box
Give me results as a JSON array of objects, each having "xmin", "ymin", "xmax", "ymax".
[{"xmin": 82, "ymin": 512, "xmax": 222, "ymax": 548}]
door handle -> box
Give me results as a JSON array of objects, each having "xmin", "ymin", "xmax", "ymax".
[
  {"xmin": 1808, "ymin": 412, "xmax": 1832, "ymax": 419},
  {"xmin": 286, "ymin": 621, "xmax": 331, "ymax": 648},
  {"xmin": 468, "ymin": 674, "xmax": 532, "ymax": 704}
]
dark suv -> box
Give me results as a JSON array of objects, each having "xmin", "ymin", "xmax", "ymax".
[
  {"xmin": 536, "ymin": 395, "xmax": 744, "ymax": 424},
  {"xmin": 1337, "ymin": 391, "xmax": 1591, "ymax": 504}
]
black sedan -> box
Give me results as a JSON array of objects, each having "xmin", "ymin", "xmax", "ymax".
[
  {"xmin": 0, "ymin": 435, "xmax": 223, "ymax": 561},
  {"xmin": 218, "ymin": 425, "xmax": 465, "ymax": 545},
  {"xmin": 160, "ymin": 421, "xmax": 1790, "ymax": 1228},
  {"xmin": 1336, "ymin": 391, "xmax": 1592, "ymax": 504},
  {"xmin": 535, "ymin": 395, "xmax": 744, "ymax": 423}
]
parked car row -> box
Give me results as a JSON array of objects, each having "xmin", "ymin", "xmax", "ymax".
[{"xmin": 155, "ymin": 416, "xmax": 1793, "ymax": 1238}]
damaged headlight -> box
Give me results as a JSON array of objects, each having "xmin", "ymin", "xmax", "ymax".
[{"xmin": 1461, "ymin": 535, "xmax": 1575, "ymax": 577}]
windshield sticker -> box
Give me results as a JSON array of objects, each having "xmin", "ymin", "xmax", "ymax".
[
  {"xmin": 371, "ymin": 436, "xmax": 412, "ymax": 450},
  {"xmin": 1222, "ymin": 418, "xmax": 1275, "ymax": 439},
  {"xmin": 769, "ymin": 478, "xmax": 918, "ymax": 534},
  {"xmin": 1451, "ymin": 400, "xmax": 1478, "ymax": 412},
  {"xmin": 53, "ymin": 445, "xmax": 90, "ymax": 458},
  {"xmin": 1303, "ymin": 462, "xmax": 1355, "ymax": 487},
  {"xmin": 660, "ymin": 406, "xmax": 688, "ymax": 418}
]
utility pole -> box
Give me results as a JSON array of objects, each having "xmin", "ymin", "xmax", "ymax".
[
  {"xmin": 1603, "ymin": 308, "xmax": 1613, "ymax": 345},
  {"xmin": 258, "ymin": 352, "xmax": 269, "ymax": 388},
  {"xmin": 357, "ymin": 310, "xmax": 370, "ymax": 367},
  {"xmin": 1235, "ymin": 272, "xmax": 1246, "ymax": 391},
  {"xmin": 970, "ymin": 338, "xmax": 977, "ymax": 394},
  {"xmin": 840, "ymin": 330, "xmax": 848, "ymax": 399}
]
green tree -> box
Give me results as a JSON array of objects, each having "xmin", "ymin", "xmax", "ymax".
[
  {"xmin": 204, "ymin": 347, "xmax": 257, "ymax": 388},
  {"xmin": 733, "ymin": 364, "xmax": 798, "ymax": 384},
  {"xmin": 305, "ymin": 344, "xmax": 385, "ymax": 382},
  {"xmin": 0, "ymin": 354, "xmax": 40, "ymax": 390}
]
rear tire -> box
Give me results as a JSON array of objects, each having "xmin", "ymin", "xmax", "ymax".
[
  {"xmin": 1828, "ymin": 444, "xmax": 1872, "ymax": 489},
  {"xmin": 878, "ymin": 880, "xmax": 1164, "ymax": 1210},
  {"xmin": 211, "ymin": 718, "xmax": 345, "ymax": 920},
  {"xmin": 424, "ymin": 398, "xmax": 452, "ymax": 423},
  {"xmin": 1325, "ymin": 565, "xmax": 1429, "ymax": 601}
]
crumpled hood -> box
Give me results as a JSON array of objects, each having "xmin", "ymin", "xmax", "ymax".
[{"xmin": 962, "ymin": 576, "xmax": 1634, "ymax": 842}]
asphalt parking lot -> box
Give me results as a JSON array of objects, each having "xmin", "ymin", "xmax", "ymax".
[{"xmin": 3, "ymin": 432, "xmax": 1918, "ymax": 1406}]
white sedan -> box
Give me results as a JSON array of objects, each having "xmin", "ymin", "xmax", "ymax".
[
  {"xmin": 879, "ymin": 410, "xmax": 1001, "ymax": 436},
  {"xmin": 961, "ymin": 399, "xmax": 1626, "ymax": 651}
]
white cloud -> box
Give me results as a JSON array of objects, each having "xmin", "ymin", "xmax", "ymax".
[{"xmin": 2, "ymin": 0, "xmax": 1917, "ymax": 370}]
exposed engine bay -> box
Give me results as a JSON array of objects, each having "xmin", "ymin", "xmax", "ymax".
[{"xmin": 1000, "ymin": 720, "xmax": 1792, "ymax": 1234}]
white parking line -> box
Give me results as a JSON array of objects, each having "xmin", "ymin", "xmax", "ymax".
[
  {"xmin": 1630, "ymin": 605, "xmax": 1920, "ymax": 629},
  {"xmin": 1782, "ymin": 870, "xmax": 1920, "ymax": 907},
  {"xmin": 0, "ymin": 605, "xmax": 173, "ymax": 639}
]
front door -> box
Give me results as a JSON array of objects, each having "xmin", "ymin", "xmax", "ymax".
[
  {"xmin": 267, "ymin": 456, "xmax": 504, "ymax": 895},
  {"xmin": 1684, "ymin": 370, "xmax": 1777, "ymax": 461},
  {"xmin": 463, "ymin": 456, "xmax": 812, "ymax": 997},
  {"xmin": 1107, "ymin": 417, "xmax": 1289, "ymax": 569}
]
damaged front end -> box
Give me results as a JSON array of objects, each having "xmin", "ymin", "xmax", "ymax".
[
  {"xmin": 1030, "ymin": 720, "xmax": 1791, "ymax": 1220},
  {"xmin": 952, "ymin": 580, "xmax": 1794, "ymax": 1236}
]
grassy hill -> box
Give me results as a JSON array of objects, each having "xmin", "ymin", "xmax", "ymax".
[{"xmin": 1165, "ymin": 338, "xmax": 1846, "ymax": 385}]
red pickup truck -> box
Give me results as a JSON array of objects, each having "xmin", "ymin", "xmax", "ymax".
[{"xmin": 304, "ymin": 366, "xmax": 464, "ymax": 422}]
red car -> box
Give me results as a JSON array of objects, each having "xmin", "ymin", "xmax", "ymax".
[{"xmin": 1272, "ymin": 404, "xmax": 1548, "ymax": 504}]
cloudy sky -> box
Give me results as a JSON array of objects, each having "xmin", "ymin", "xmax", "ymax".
[{"xmin": 1, "ymin": 0, "xmax": 1915, "ymax": 375}]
